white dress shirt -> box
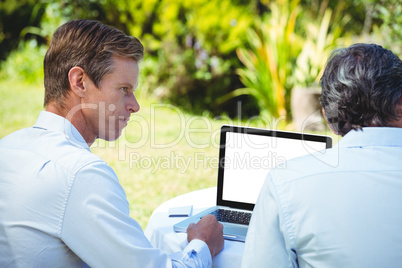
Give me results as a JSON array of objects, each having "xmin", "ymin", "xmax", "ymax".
[
  {"xmin": 0, "ymin": 111, "xmax": 211, "ymax": 268},
  {"xmin": 242, "ymin": 127, "xmax": 402, "ymax": 267}
]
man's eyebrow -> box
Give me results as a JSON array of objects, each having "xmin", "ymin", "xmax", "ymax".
[
  {"xmin": 117, "ymin": 82, "xmax": 139, "ymax": 92},
  {"xmin": 115, "ymin": 82, "xmax": 134, "ymax": 88}
]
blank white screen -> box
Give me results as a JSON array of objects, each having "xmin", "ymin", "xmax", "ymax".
[{"xmin": 222, "ymin": 132, "xmax": 328, "ymax": 204}]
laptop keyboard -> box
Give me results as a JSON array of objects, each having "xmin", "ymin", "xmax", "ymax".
[{"xmin": 209, "ymin": 209, "xmax": 251, "ymax": 225}]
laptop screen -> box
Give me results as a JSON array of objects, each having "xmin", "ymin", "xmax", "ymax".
[{"xmin": 216, "ymin": 125, "xmax": 332, "ymax": 210}]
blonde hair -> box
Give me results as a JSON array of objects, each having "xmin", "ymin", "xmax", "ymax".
[{"xmin": 44, "ymin": 19, "xmax": 143, "ymax": 107}]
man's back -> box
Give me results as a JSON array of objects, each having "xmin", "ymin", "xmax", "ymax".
[
  {"xmin": 0, "ymin": 111, "xmax": 220, "ymax": 267},
  {"xmin": 0, "ymin": 112, "xmax": 98, "ymax": 267},
  {"xmin": 242, "ymin": 128, "xmax": 402, "ymax": 267}
]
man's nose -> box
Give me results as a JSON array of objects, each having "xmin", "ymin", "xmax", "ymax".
[{"xmin": 127, "ymin": 93, "xmax": 140, "ymax": 113}]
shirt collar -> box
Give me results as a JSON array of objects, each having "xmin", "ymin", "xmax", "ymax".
[
  {"xmin": 338, "ymin": 127, "xmax": 402, "ymax": 148},
  {"xmin": 33, "ymin": 111, "xmax": 90, "ymax": 152}
]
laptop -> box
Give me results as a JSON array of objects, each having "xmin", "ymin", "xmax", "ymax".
[{"xmin": 174, "ymin": 125, "xmax": 332, "ymax": 242}]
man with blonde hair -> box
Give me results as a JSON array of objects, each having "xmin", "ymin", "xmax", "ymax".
[{"xmin": 0, "ymin": 19, "xmax": 223, "ymax": 267}]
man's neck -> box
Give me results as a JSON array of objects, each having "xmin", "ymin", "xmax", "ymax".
[{"xmin": 45, "ymin": 102, "xmax": 96, "ymax": 147}]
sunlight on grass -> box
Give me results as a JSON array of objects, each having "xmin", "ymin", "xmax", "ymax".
[{"xmin": 0, "ymin": 81, "xmax": 44, "ymax": 137}]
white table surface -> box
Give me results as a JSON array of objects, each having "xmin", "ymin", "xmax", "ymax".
[{"xmin": 144, "ymin": 187, "xmax": 245, "ymax": 268}]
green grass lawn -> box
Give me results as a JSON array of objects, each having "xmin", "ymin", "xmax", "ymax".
[{"xmin": 0, "ymin": 80, "xmax": 340, "ymax": 229}]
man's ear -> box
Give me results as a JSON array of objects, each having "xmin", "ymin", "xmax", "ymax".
[
  {"xmin": 322, "ymin": 108, "xmax": 340, "ymax": 135},
  {"xmin": 68, "ymin": 66, "xmax": 86, "ymax": 98},
  {"xmin": 391, "ymin": 95, "xmax": 402, "ymax": 128}
]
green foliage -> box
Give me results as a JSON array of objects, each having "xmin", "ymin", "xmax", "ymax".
[
  {"xmin": 0, "ymin": 40, "xmax": 46, "ymax": 84},
  {"xmin": 106, "ymin": 0, "xmax": 255, "ymax": 116},
  {"xmin": 21, "ymin": 0, "xmax": 112, "ymax": 44},
  {"xmin": 183, "ymin": 0, "xmax": 254, "ymax": 55},
  {"xmin": 109, "ymin": 0, "xmax": 254, "ymax": 55},
  {"xmin": 371, "ymin": 0, "xmax": 402, "ymax": 57},
  {"xmin": 222, "ymin": 0, "xmax": 354, "ymax": 120},
  {"xmin": 0, "ymin": 0, "xmax": 46, "ymax": 61},
  {"xmin": 1, "ymin": 0, "xmax": 401, "ymax": 119},
  {"xmin": 294, "ymin": 6, "xmax": 350, "ymax": 87},
  {"xmin": 222, "ymin": 0, "xmax": 302, "ymax": 119},
  {"xmin": 0, "ymin": 0, "xmax": 121, "ymax": 85}
]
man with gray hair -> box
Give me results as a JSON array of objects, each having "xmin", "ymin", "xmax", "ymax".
[
  {"xmin": 0, "ymin": 19, "xmax": 223, "ymax": 267},
  {"xmin": 242, "ymin": 43, "xmax": 402, "ymax": 267}
]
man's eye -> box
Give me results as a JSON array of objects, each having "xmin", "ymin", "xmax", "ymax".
[{"xmin": 122, "ymin": 87, "xmax": 129, "ymax": 93}]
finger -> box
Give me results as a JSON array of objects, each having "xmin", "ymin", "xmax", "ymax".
[
  {"xmin": 219, "ymin": 222, "xmax": 224, "ymax": 230},
  {"xmin": 202, "ymin": 214, "xmax": 216, "ymax": 222},
  {"xmin": 187, "ymin": 222, "xmax": 195, "ymax": 230}
]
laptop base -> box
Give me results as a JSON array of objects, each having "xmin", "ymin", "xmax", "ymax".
[{"xmin": 173, "ymin": 206, "xmax": 249, "ymax": 242}]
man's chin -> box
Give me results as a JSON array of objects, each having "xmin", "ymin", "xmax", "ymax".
[{"xmin": 99, "ymin": 131, "xmax": 123, "ymax": 142}]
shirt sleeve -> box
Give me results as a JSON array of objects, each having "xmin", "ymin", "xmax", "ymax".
[
  {"xmin": 170, "ymin": 239, "xmax": 212, "ymax": 268},
  {"xmin": 61, "ymin": 161, "xmax": 212, "ymax": 268},
  {"xmin": 241, "ymin": 174, "xmax": 297, "ymax": 267}
]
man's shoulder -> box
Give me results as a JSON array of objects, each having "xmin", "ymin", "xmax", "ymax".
[
  {"xmin": 0, "ymin": 126, "xmax": 106, "ymax": 172},
  {"xmin": 0, "ymin": 127, "xmax": 31, "ymax": 144},
  {"xmin": 269, "ymin": 148, "xmax": 339, "ymax": 186}
]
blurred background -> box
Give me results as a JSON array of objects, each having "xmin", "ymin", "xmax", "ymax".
[{"xmin": 1, "ymin": 0, "xmax": 401, "ymax": 228}]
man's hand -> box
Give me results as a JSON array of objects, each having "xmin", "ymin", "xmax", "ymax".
[{"xmin": 187, "ymin": 214, "xmax": 224, "ymax": 258}]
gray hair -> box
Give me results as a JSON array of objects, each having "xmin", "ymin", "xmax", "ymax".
[{"xmin": 320, "ymin": 43, "xmax": 402, "ymax": 136}]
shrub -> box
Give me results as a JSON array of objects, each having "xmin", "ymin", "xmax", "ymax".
[
  {"xmin": 0, "ymin": 40, "xmax": 46, "ymax": 85},
  {"xmin": 220, "ymin": 0, "xmax": 302, "ymax": 120},
  {"xmin": 107, "ymin": 0, "xmax": 256, "ymax": 116}
]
